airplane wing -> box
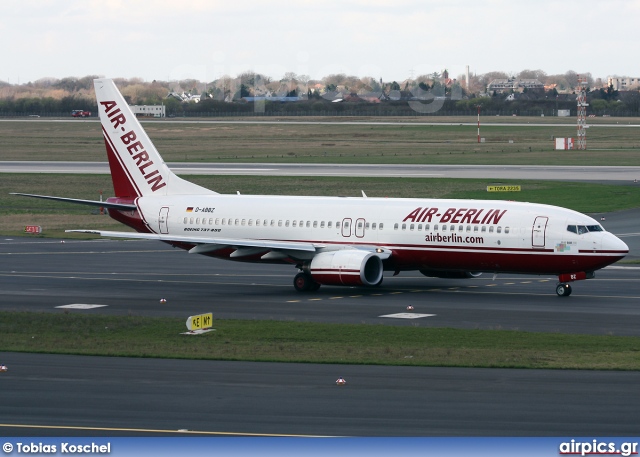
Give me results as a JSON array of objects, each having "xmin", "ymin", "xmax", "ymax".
[
  {"xmin": 65, "ymin": 230, "xmax": 392, "ymax": 259},
  {"xmin": 10, "ymin": 193, "xmax": 137, "ymax": 211},
  {"xmin": 66, "ymin": 229, "xmax": 318, "ymax": 253}
]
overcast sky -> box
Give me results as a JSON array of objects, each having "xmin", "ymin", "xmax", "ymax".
[{"xmin": 3, "ymin": 0, "xmax": 638, "ymax": 84}]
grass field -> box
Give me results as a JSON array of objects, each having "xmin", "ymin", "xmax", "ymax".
[
  {"xmin": 2, "ymin": 117, "xmax": 639, "ymax": 369},
  {"xmin": 3, "ymin": 173, "xmax": 640, "ymax": 238},
  {"xmin": 2, "ymin": 312, "xmax": 640, "ymax": 370},
  {"xmin": 1, "ymin": 117, "xmax": 639, "ymax": 165}
]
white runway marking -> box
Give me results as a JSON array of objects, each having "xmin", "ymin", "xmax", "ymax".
[
  {"xmin": 56, "ymin": 304, "xmax": 108, "ymax": 309},
  {"xmin": 379, "ymin": 313, "xmax": 436, "ymax": 319}
]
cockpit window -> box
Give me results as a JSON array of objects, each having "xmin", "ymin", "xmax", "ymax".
[
  {"xmin": 568, "ymin": 224, "xmax": 602, "ymax": 234},
  {"xmin": 567, "ymin": 225, "xmax": 577, "ymax": 234},
  {"xmin": 586, "ymin": 225, "xmax": 603, "ymax": 232}
]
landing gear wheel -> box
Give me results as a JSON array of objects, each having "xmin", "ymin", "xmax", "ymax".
[
  {"xmin": 556, "ymin": 283, "xmax": 572, "ymax": 297},
  {"xmin": 294, "ymin": 272, "xmax": 320, "ymax": 292}
]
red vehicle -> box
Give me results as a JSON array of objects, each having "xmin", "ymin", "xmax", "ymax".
[{"xmin": 71, "ymin": 109, "xmax": 91, "ymax": 118}]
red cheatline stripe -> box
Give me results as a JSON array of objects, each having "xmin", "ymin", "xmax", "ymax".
[{"xmin": 102, "ymin": 126, "xmax": 142, "ymax": 197}]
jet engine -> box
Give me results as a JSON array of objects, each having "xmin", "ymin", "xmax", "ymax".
[{"xmin": 309, "ymin": 250, "xmax": 383, "ymax": 286}]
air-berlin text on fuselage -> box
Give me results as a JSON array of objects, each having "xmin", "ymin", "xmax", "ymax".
[
  {"xmin": 100, "ymin": 100, "xmax": 166, "ymax": 192},
  {"xmin": 403, "ymin": 207, "xmax": 507, "ymax": 225}
]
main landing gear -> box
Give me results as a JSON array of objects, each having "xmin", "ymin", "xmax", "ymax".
[
  {"xmin": 556, "ymin": 283, "xmax": 572, "ymax": 297},
  {"xmin": 294, "ymin": 272, "xmax": 321, "ymax": 292}
]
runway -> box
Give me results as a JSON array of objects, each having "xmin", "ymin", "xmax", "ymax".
[
  {"xmin": 2, "ymin": 161, "xmax": 640, "ymax": 182},
  {"xmin": 1, "ymin": 211, "xmax": 639, "ymax": 436},
  {"xmin": 2, "ymin": 352, "xmax": 640, "ymax": 437}
]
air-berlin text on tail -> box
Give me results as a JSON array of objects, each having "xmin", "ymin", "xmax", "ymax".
[
  {"xmin": 100, "ymin": 100, "xmax": 166, "ymax": 192},
  {"xmin": 403, "ymin": 207, "xmax": 507, "ymax": 225}
]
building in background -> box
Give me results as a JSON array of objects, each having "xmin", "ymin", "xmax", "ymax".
[
  {"xmin": 607, "ymin": 76, "xmax": 640, "ymax": 91},
  {"xmin": 130, "ymin": 105, "xmax": 166, "ymax": 118}
]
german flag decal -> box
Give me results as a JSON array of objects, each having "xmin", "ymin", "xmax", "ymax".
[{"xmin": 186, "ymin": 207, "xmax": 194, "ymax": 212}]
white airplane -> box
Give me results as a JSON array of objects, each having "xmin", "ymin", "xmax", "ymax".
[{"xmin": 13, "ymin": 78, "xmax": 629, "ymax": 297}]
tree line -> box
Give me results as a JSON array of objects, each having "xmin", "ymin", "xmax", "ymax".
[{"xmin": 0, "ymin": 71, "xmax": 638, "ymax": 117}]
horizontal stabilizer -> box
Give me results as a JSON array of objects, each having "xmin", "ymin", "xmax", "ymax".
[{"xmin": 11, "ymin": 193, "xmax": 137, "ymax": 211}]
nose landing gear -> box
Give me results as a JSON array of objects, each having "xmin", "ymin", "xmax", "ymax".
[{"xmin": 556, "ymin": 283, "xmax": 572, "ymax": 297}]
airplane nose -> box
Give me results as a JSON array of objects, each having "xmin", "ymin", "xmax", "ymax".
[{"xmin": 606, "ymin": 233, "xmax": 629, "ymax": 254}]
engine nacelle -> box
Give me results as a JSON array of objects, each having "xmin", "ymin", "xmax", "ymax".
[
  {"xmin": 309, "ymin": 250, "xmax": 383, "ymax": 286},
  {"xmin": 419, "ymin": 269, "xmax": 482, "ymax": 279}
]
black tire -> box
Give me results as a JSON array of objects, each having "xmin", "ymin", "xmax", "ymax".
[
  {"xmin": 293, "ymin": 272, "xmax": 319, "ymax": 292},
  {"xmin": 556, "ymin": 283, "xmax": 572, "ymax": 297}
]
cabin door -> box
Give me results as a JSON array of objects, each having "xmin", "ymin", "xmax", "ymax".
[
  {"xmin": 159, "ymin": 207, "xmax": 170, "ymax": 234},
  {"xmin": 532, "ymin": 216, "xmax": 548, "ymax": 248}
]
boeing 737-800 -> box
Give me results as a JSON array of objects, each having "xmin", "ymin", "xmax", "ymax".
[{"xmin": 13, "ymin": 78, "xmax": 629, "ymax": 297}]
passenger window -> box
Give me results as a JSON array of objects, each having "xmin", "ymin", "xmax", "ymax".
[
  {"xmin": 394, "ymin": 223, "xmax": 399, "ymax": 230},
  {"xmin": 364, "ymin": 222, "xmax": 369, "ymax": 229},
  {"xmin": 410, "ymin": 224, "xmax": 414, "ymax": 231},
  {"xmin": 434, "ymin": 224, "xmax": 439, "ymax": 230},
  {"xmin": 256, "ymin": 219, "xmax": 260, "ymax": 226},
  {"xmin": 336, "ymin": 222, "xmax": 341, "ymax": 228},
  {"xmin": 442, "ymin": 225, "xmax": 447, "ymax": 231},
  {"xmin": 459, "ymin": 225, "xmax": 463, "ymax": 232},
  {"xmin": 292, "ymin": 221, "xmax": 297, "ymax": 227},
  {"xmin": 425, "ymin": 224, "xmax": 430, "ymax": 230},
  {"xmin": 313, "ymin": 221, "xmax": 318, "ymax": 228},
  {"xmin": 183, "ymin": 217, "xmax": 188, "ymax": 224},
  {"xmin": 489, "ymin": 226, "xmax": 494, "ymax": 233},
  {"xmin": 497, "ymin": 226, "xmax": 502, "ymax": 233},
  {"xmin": 209, "ymin": 218, "xmax": 213, "ymax": 225},
  {"xmin": 379, "ymin": 223, "xmax": 384, "ymax": 230},
  {"xmin": 321, "ymin": 221, "xmax": 326, "ymax": 228},
  {"xmin": 241, "ymin": 219, "xmax": 246, "ymax": 226},
  {"xmin": 285, "ymin": 221, "xmax": 289, "ymax": 227},
  {"xmin": 248, "ymin": 219, "xmax": 253, "ymax": 226},
  {"xmin": 505, "ymin": 227, "xmax": 510, "ymax": 234},
  {"xmin": 418, "ymin": 224, "xmax": 422, "ymax": 231},
  {"xmin": 474, "ymin": 225, "xmax": 478, "ymax": 232},
  {"xmin": 196, "ymin": 218, "xmax": 200, "ymax": 224},
  {"xmin": 328, "ymin": 222, "xmax": 333, "ymax": 229},
  {"xmin": 402, "ymin": 223, "xmax": 406, "ymax": 230},
  {"xmin": 481, "ymin": 226, "xmax": 486, "ymax": 232},
  {"xmin": 466, "ymin": 225, "xmax": 471, "ymax": 232},
  {"xmin": 278, "ymin": 220, "xmax": 282, "ymax": 227},
  {"xmin": 235, "ymin": 219, "xmax": 239, "ymax": 225},
  {"xmin": 306, "ymin": 221, "xmax": 311, "ymax": 228},
  {"xmin": 190, "ymin": 218, "xmax": 194, "ymax": 224},
  {"xmin": 372, "ymin": 223, "xmax": 377, "ymax": 230}
]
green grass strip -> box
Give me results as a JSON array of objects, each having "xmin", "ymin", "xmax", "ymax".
[{"xmin": 1, "ymin": 312, "xmax": 639, "ymax": 370}]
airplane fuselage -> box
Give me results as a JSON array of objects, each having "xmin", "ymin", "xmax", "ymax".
[{"xmin": 112, "ymin": 194, "xmax": 627, "ymax": 277}]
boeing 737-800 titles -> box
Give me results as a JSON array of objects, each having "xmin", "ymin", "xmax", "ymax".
[{"xmin": 13, "ymin": 79, "xmax": 629, "ymax": 297}]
